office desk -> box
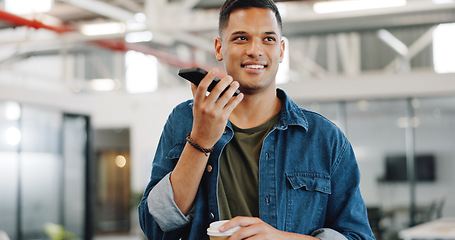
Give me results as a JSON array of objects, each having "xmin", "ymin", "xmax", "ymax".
[{"xmin": 399, "ymin": 218, "xmax": 455, "ymax": 240}]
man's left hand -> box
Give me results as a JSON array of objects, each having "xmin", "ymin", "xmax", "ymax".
[{"xmin": 219, "ymin": 216, "xmax": 318, "ymax": 240}]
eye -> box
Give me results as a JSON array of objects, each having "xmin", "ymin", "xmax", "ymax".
[
  {"xmin": 264, "ymin": 36, "xmax": 276, "ymax": 42},
  {"xmin": 233, "ymin": 36, "xmax": 247, "ymax": 41}
]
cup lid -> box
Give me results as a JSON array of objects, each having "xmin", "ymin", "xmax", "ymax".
[{"xmin": 207, "ymin": 220, "xmax": 241, "ymax": 236}]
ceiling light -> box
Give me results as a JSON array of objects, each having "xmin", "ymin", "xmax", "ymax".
[
  {"xmin": 5, "ymin": 0, "xmax": 53, "ymax": 15},
  {"xmin": 90, "ymin": 78, "xmax": 116, "ymax": 91},
  {"xmin": 357, "ymin": 100, "xmax": 369, "ymax": 111},
  {"xmin": 5, "ymin": 127, "xmax": 21, "ymax": 146},
  {"xmin": 115, "ymin": 155, "xmax": 127, "ymax": 168},
  {"xmin": 134, "ymin": 13, "xmax": 147, "ymax": 23},
  {"xmin": 5, "ymin": 101, "xmax": 21, "ymax": 121},
  {"xmin": 125, "ymin": 51, "xmax": 158, "ymax": 93},
  {"xmin": 433, "ymin": 23, "xmax": 455, "ymax": 74},
  {"xmin": 80, "ymin": 22, "xmax": 126, "ymax": 36},
  {"xmin": 125, "ymin": 31, "xmax": 153, "ymax": 43},
  {"xmin": 396, "ymin": 116, "xmax": 420, "ymax": 129},
  {"xmin": 313, "ymin": 0, "xmax": 407, "ymax": 14},
  {"xmin": 432, "ymin": 0, "xmax": 454, "ymax": 3}
]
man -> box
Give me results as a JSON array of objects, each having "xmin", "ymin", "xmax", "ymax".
[{"xmin": 138, "ymin": 0, "xmax": 375, "ymax": 239}]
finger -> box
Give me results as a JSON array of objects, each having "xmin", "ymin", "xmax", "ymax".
[
  {"xmin": 228, "ymin": 222, "xmax": 267, "ymax": 240},
  {"xmin": 206, "ymin": 75, "xmax": 233, "ymax": 103},
  {"xmin": 230, "ymin": 228, "xmax": 260, "ymax": 240},
  {"xmin": 194, "ymin": 68, "xmax": 219, "ymax": 102},
  {"xmin": 215, "ymin": 80, "xmax": 240, "ymax": 107},
  {"xmin": 234, "ymin": 221, "xmax": 277, "ymax": 240},
  {"xmin": 220, "ymin": 216, "xmax": 261, "ymax": 232},
  {"xmin": 222, "ymin": 92, "xmax": 243, "ymax": 114}
]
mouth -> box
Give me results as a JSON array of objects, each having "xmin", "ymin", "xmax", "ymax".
[{"xmin": 241, "ymin": 63, "xmax": 267, "ymax": 70}]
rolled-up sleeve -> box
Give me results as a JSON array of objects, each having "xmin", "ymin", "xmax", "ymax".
[
  {"xmin": 147, "ymin": 172, "xmax": 194, "ymax": 232},
  {"xmin": 312, "ymin": 228, "xmax": 349, "ymax": 240}
]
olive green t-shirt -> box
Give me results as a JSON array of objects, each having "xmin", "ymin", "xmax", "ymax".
[{"xmin": 218, "ymin": 114, "xmax": 280, "ymax": 220}]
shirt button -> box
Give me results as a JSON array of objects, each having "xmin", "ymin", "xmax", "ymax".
[
  {"xmin": 206, "ymin": 165, "xmax": 213, "ymax": 173},
  {"xmin": 210, "ymin": 212, "xmax": 215, "ymax": 219}
]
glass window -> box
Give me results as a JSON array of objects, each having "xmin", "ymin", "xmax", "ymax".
[
  {"xmin": 21, "ymin": 106, "xmax": 62, "ymax": 153},
  {"xmin": 414, "ymin": 97, "xmax": 455, "ymax": 217},
  {"xmin": 346, "ymin": 99, "xmax": 408, "ymax": 208},
  {"xmin": 20, "ymin": 106, "xmax": 63, "ymax": 239},
  {"xmin": 0, "ymin": 101, "xmax": 90, "ymax": 240},
  {"xmin": 299, "ymin": 101, "xmax": 347, "ymax": 132},
  {"xmin": 0, "ymin": 101, "xmax": 20, "ymax": 239},
  {"xmin": 63, "ymin": 115, "xmax": 88, "ymax": 237},
  {"xmin": 21, "ymin": 152, "xmax": 61, "ymax": 239}
]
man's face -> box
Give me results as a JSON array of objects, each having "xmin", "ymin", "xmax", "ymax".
[{"xmin": 215, "ymin": 7, "xmax": 285, "ymax": 94}]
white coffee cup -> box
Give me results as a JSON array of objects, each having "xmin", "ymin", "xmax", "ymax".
[{"xmin": 207, "ymin": 220, "xmax": 241, "ymax": 240}]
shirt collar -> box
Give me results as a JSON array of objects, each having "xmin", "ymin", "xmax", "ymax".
[
  {"xmin": 276, "ymin": 88, "xmax": 309, "ymax": 131},
  {"xmin": 217, "ymin": 89, "xmax": 309, "ymax": 132}
]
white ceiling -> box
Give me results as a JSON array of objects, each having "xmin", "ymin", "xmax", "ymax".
[
  {"xmin": 0, "ymin": 0, "xmax": 455, "ymax": 102},
  {"xmin": 1, "ymin": 0, "xmax": 454, "ymax": 51}
]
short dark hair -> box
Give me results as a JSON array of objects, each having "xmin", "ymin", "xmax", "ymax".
[{"xmin": 218, "ymin": 0, "xmax": 282, "ymax": 36}]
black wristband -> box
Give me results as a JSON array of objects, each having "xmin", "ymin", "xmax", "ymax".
[{"xmin": 186, "ymin": 133, "xmax": 214, "ymax": 156}]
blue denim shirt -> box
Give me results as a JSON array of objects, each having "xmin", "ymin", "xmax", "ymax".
[{"xmin": 138, "ymin": 89, "xmax": 375, "ymax": 240}]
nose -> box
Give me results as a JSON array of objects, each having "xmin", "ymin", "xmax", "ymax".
[{"xmin": 245, "ymin": 38, "xmax": 264, "ymax": 58}]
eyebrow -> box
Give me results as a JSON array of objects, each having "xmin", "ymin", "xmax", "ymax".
[
  {"xmin": 231, "ymin": 31, "xmax": 247, "ymax": 36},
  {"xmin": 265, "ymin": 31, "xmax": 278, "ymax": 36},
  {"xmin": 231, "ymin": 31, "xmax": 279, "ymax": 36}
]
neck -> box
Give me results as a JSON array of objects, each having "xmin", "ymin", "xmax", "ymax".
[{"xmin": 229, "ymin": 88, "xmax": 281, "ymax": 129}]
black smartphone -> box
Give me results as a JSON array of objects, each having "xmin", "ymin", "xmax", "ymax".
[{"xmin": 178, "ymin": 68, "xmax": 240, "ymax": 96}]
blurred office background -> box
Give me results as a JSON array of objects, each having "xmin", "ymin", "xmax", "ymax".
[{"xmin": 0, "ymin": 0, "xmax": 454, "ymax": 240}]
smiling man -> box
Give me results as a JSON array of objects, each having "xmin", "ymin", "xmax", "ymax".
[{"xmin": 138, "ymin": 0, "xmax": 375, "ymax": 240}]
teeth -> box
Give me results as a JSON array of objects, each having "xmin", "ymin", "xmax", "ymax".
[{"xmin": 244, "ymin": 65, "xmax": 265, "ymax": 69}]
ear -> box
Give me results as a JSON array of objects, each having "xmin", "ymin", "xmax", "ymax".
[
  {"xmin": 279, "ymin": 38, "xmax": 285, "ymax": 63},
  {"xmin": 215, "ymin": 37, "xmax": 223, "ymax": 61}
]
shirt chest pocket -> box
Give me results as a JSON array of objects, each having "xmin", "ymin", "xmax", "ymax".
[{"xmin": 284, "ymin": 172, "xmax": 331, "ymax": 234}]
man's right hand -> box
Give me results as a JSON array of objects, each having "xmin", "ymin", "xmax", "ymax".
[{"xmin": 189, "ymin": 68, "xmax": 243, "ymax": 149}]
